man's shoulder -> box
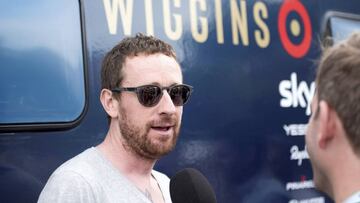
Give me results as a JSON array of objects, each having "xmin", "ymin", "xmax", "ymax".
[
  {"xmin": 38, "ymin": 147, "xmax": 101, "ymax": 203},
  {"xmin": 53, "ymin": 147, "xmax": 99, "ymax": 176}
]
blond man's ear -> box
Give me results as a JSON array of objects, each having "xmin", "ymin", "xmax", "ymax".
[{"xmin": 317, "ymin": 100, "xmax": 337, "ymax": 149}]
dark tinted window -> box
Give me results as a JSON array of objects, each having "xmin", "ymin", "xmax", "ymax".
[{"xmin": 0, "ymin": 0, "xmax": 85, "ymax": 124}]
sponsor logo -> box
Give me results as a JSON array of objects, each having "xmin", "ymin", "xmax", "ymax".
[
  {"xmin": 103, "ymin": 0, "xmax": 312, "ymax": 58},
  {"xmin": 283, "ymin": 124, "xmax": 307, "ymax": 136},
  {"xmin": 286, "ymin": 179, "xmax": 314, "ymax": 191},
  {"xmin": 278, "ymin": 0, "xmax": 312, "ymax": 58},
  {"xmin": 290, "ymin": 145, "xmax": 309, "ymax": 166},
  {"xmin": 289, "ymin": 197, "xmax": 325, "ymax": 203},
  {"xmin": 279, "ymin": 72, "xmax": 315, "ymax": 116}
]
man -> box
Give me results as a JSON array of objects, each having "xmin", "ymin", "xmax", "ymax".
[
  {"xmin": 38, "ymin": 33, "xmax": 193, "ymax": 203},
  {"xmin": 306, "ymin": 32, "xmax": 360, "ymax": 203}
]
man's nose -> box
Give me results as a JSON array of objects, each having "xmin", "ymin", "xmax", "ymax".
[{"xmin": 157, "ymin": 90, "xmax": 177, "ymax": 114}]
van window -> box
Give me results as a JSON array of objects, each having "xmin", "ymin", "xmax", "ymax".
[
  {"xmin": 329, "ymin": 15, "xmax": 360, "ymax": 42},
  {"xmin": 0, "ymin": 0, "xmax": 85, "ymax": 125}
]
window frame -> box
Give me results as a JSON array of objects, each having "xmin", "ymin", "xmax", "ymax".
[
  {"xmin": 322, "ymin": 11, "xmax": 360, "ymax": 45},
  {"xmin": 0, "ymin": 0, "xmax": 89, "ymax": 132}
]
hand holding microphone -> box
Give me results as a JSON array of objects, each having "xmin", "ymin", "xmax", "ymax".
[{"xmin": 170, "ymin": 168, "xmax": 217, "ymax": 203}]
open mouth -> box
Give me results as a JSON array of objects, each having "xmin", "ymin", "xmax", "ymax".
[{"xmin": 151, "ymin": 126, "xmax": 171, "ymax": 131}]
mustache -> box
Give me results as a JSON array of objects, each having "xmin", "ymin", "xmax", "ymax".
[{"xmin": 149, "ymin": 115, "xmax": 178, "ymax": 126}]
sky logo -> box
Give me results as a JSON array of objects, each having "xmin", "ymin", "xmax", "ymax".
[{"xmin": 279, "ymin": 72, "xmax": 315, "ymax": 116}]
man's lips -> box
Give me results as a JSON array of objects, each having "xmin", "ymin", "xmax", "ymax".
[
  {"xmin": 150, "ymin": 118, "xmax": 177, "ymax": 132},
  {"xmin": 151, "ymin": 125, "xmax": 174, "ymax": 131},
  {"xmin": 152, "ymin": 127, "xmax": 169, "ymax": 131}
]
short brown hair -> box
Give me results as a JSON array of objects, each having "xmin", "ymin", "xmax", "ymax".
[
  {"xmin": 316, "ymin": 32, "xmax": 360, "ymax": 154},
  {"xmin": 101, "ymin": 33, "xmax": 177, "ymax": 90}
]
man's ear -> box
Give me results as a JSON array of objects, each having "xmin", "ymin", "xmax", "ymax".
[
  {"xmin": 317, "ymin": 100, "xmax": 336, "ymax": 149},
  {"xmin": 100, "ymin": 89, "xmax": 119, "ymax": 118}
]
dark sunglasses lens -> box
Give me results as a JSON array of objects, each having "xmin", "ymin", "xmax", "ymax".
[
  {"xmin": 138, "ymin": 86, "xmax": 162, "ymax": 107},
  {"xmin": 170, "ymin": 85, "xmax": 191, "ymax": 106}
]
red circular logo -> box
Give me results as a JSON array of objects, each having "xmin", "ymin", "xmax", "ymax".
[{"xmin": 278, "ymin": 0, "xmax": 312, "ymax": 58}]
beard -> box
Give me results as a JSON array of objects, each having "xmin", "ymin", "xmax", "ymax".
[{"xmin": 118, "ymin": 107, "xmax": 180, "ymax": 160}]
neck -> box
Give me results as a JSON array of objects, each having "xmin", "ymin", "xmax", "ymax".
[
  {"xmin": 97, "ymin": 122, "xmax": 156, "ymax": 188},
  {"xmin": 329, "ymin": 147, "xmax": 360, "ymax": 203}
]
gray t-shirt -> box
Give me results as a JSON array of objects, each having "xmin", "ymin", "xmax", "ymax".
[{"xmin": 38, "ymin": 147, "xmax": 172, "ymax": 203}]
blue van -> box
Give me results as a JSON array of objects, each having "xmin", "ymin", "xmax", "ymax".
[{"xmin": 1, "ymin": 0, "xmax": 360, "ymax": 202}]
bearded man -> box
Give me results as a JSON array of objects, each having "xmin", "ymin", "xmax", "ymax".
[{"xmin": 38, "ymin": 33, "xmax": 193, "ymax": 203}]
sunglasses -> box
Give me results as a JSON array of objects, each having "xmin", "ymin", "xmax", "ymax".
[{"xmin": 111, "ymin": 84, "xmax": 193, "ymax": 107}]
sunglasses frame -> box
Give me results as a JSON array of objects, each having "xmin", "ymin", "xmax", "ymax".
[{"xmin": 111, "ymin": 84, "xmax": 193, "ymax": 107}]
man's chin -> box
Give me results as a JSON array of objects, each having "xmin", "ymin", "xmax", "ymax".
[
  {"xmin": 143, "ymin": 141, "xmax": 177, "ymax": 159},
  {"xmin": 139, "ymin": 150, "xmax": 171, "ymax": 160}
]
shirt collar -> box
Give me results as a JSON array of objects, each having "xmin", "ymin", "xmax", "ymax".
[{"xmin": 343, "ymin": 191, "xmax": 360, "ymax": 203}]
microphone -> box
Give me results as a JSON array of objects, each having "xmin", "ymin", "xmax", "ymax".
[{"xmin": 170, "ymin": 168, "xmax": 217, "ymax": 203}]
